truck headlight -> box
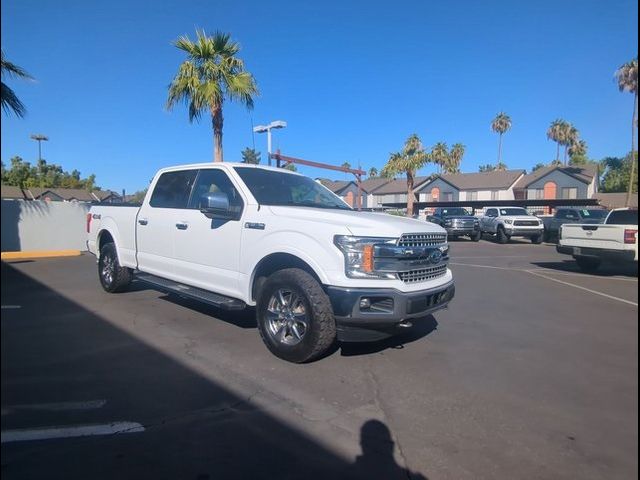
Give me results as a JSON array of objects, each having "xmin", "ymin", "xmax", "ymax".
[
  {"xmin": 504, "ymin": 219, "xmax": 513, "ymax": 224},
  {"xmin": 444, "ymin": 220, "xmax": 453, "ymax": 226},
  {"xmin": 334, "ymin": 235, "xmax": 397, "ymax": 279}
]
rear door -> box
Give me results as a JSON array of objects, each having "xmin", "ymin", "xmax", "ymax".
[
  {"xmin": 136, "ymin": 169, "xmax": 198, "ymax": 278},
  {"xmin": 171, "ymin": 168, "xmax": 246, "ymax": 299}
]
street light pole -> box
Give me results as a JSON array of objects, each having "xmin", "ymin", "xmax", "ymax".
[
  {"xmin": 253, "ymin": 121, "xmax": 287, "ymax": 166},
  {"xmin": 30, "ymin": 134, "xmax": 49, "ymax": 163}
]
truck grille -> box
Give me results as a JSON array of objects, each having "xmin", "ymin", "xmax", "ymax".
[
  {"xmin": 398, "ymin": 264, "xmax": 448, "ymax": 283},
  {"xmin": 452, "ymin": 219, "xmax": 476, "ymax": 228},
  {"xmin": 398, "ymin": 233, "xmax": 447, "ymax": 247},
  {"xmin": 514, "ymin": 220, "xmax": 540, "ymax": 226}
]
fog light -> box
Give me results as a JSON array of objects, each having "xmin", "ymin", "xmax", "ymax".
[{"xmin": 359, "ymin": 298, "xmax": 371, "ymax": 309}]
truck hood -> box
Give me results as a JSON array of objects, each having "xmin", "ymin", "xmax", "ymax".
[
  {"xmin": 502, "ymin": 216, "xmax": 542, "ymax": 222},
  {"xmin": 268, "ymin": 206, "xmax": 445, "ymax": 238}
]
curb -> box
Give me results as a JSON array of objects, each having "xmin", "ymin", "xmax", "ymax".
[{"xmin": 1, "ymin": 250, "xmax": 82, "ymax": 260}]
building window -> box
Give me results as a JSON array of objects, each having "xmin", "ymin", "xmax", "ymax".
[
  {"xmin": 423, "ymin": 193, "xmax": 433, "ymax": 202},
  {"xmin": 529, "ymin": 188, "xmax": 544, "ymax": 200},
  {"xmin": 491, "ymin": 190, "xmax": 499, "ymax": 200},
  {"xmin": 562, "ymin": 187, "xmax": 578, "ymax": 199},
  {"xmin": 468, "ymin": 191, "xmax": 478, "ymax": 201},
  {"xmin": 431, "ymin": 187, "xmax": 440, "ymax": 202},
  {"xmin": 442, "ymin": 192, "xmax": 453, "ymax": 201},
  {"xmin": 543, "ymin": 181, "xmax": 557, "ymax": 199}
]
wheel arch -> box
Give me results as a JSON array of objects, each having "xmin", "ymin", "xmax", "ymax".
[{"xmin": 250, "ymin": 253, "xmax": 324, "ymax": 303}]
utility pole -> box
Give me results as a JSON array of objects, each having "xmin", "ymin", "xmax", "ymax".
[{"xmin": 30, "ymin": 134, "xmax": 49, "ymax": 163}]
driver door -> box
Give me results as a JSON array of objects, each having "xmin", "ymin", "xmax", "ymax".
[{"xmin": 171, "ymin": 168, "xmax": 246, "ymax": 300}]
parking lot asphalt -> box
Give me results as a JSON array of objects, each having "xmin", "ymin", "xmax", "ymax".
[{"xmin": 1, "ymin": 239, "xmax": 637, "ymax": 480}]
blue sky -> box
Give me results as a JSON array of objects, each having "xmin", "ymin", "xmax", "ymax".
[{"xmin": 1, "ymin": 0, "xmax": 638, "ymax": 193}]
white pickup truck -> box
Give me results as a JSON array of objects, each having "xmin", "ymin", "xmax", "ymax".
[
  {"xmin": 87, "ymin": 163, "xmax": 454, "ymax": 362},
  {"xmin": 557, "ymin": 208, "xmax": 638, "ymax": 272}
]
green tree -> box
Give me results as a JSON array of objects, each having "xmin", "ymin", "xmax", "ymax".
[
  {"xmin": 563, "ymin": 124, "xmax": 579, "ymax": 165},
  {"xmin": 241, "ymin": 147, "xmax": 261, "ymax": 164},
  {"xmin": 430, "ymin": 142, "xmax": 449, "ymax": 174},
  {"xmin": 568, "ymin": 139, "xmax": 588, "ymax": 165},
  {"xmin": 446, "ymin": 143, "xmax": 465, "ymax": 174},
  {"xmin": 531, "ymin": 163, "xmax": 546, "ymax": 172},
  {"xmin": 547, "ymin": 119, "xmax": 570, "ymax": 164},
  {"xmin": 368, "ymin": 167, "xmax": 378, "ymax": 178},
  {"xmin": 381, "ymin": 134, "xmax": 429, "ymax": 216},
  {"xmin": 491, "ymin": 112, "xmax": 512, "ymax": 168},
  {"xmin": 1, "ymin": 51, "xmax": 33, "ymax": 118},
  {"xmin": 496, "ymin": 161, "xmax": 508, "ymax": 171},
  {"xmin": 283, "ymin": 163, "xmax": 297, "ymax": 172},
  {"xmin": 601, "ymin": 153, "xmax": 638, "ymax": 193},
  {"xmin": 478, "ymin": 164, "xmax": 496, "ymax": 172},
  {"xmin": 615, "ymin": 57, "xmax": 638, "ymax": 206},
  {"xmin": 167, "ymin": 30, "xmax": 258, "ymax": 163},
  {"xmin": 1, "ymin": 156, "xmax": 99, "ymax": 190}
]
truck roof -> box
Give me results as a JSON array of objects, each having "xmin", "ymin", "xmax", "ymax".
[{"xmin": 156, "ymin": 162, "xmax": 301, "ymax": 175}]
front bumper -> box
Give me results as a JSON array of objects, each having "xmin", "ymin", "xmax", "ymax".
[
  {"xmin": 504, "ymin": 226, "xmax": 544, "ymax": 237},
  {"xmin": 326, "ymin": 280, "xmax": 455, "ymax": 342},
  {"xmin": 445, "ymin": 226, "xmax": 479, "ymax": 235}
]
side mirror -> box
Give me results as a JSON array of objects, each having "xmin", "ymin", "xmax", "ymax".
[{"xmin": 200, "ymin": 192, "xmax": 238, "ymax": 220}]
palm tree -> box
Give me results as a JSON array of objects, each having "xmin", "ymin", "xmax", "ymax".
[
  {"xmin": 568, "ymin": 139, "xmax": 588, "ymax": 164},
  {"xmin": 547, "ymin": 119, "xmax": 569, "ymax": 164},
  {"xmin": 562, "ymin": 124, "xmax": 579, "ymax": 165},
  {"xmin": 1, "ymin": 51, "xmax": 33, "ymax": 117},
  {"xmin": 430, "ymin": 142, "xmax": 449, "ymax": 174},
  {"xmin": 615, "ymin": 57, "xmax": 638, "ymax": 207},
  {"xmin": 341, "ymin": 161, "xmax": 351, "ymax": 179},
  {"xmin": 496, "ymin": 161, "xmax": 508, "ymax": 171},
  {"xmin": 167, "ymin": 30, "xmax": 258, "ymax": 162},
  {"xmin": 491, "ymin": 112, "xmax": 512, "ymax": 168},
  {"xmin": 381, "ymin": 134, "xmax": 429, "ymax": 216},
  {"xmin": 368, "ymin": 167, "xmax": 378, "ymax": 178},
  {"xmin": 446, "ymin": 143, "xmax": 465, "ymax": 174}
]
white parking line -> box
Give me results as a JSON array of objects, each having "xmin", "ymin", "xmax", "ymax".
[
  {"xmin": 528, "ymin": 268, "xmax": 638, "ymax": 282},
  {"xmin": 1, "ymin": 421, "xmax": 145, "ymax": 443},
  {"xmin": 527, "ymin": 270, "xmax": 638, "ymax": 307},
  {"xmin": 1, "ymin": 305, "xmax": 22, "ymax": 309},
  {"xmin": 2, "ymin": 400, "xmax": 107, "ymax": 415}
]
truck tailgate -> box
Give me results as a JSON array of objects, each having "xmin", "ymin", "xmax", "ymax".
[{"xmin": 560, "ymin": 224, "xmax": 627, "ymax": 249}]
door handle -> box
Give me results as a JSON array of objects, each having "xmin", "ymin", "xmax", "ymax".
[
  {"xmin": 175, "ymin": 223, "xmax": 189, "ymax": 230},
  {"xmin": 138, "ymin": 219, "xmax": 148, "ymax": 226}
]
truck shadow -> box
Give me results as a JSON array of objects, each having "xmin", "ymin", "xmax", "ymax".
[
  {"xmin": 531, "ymin": 260, "xmax": 638, "ymax": 277},
  {"xmin": 339, "ymin": 316, "xmax": 438, "ymax": 357}
]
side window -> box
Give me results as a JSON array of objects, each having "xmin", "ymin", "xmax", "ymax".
[
  {"xmin": 556, "ymin": 209, "xmax": 569, "ymax": 219},
  {"xmin": 486, "ymin": 209, "xmax": 497, "ymax": 217},
  {"xmin": 188, "ymin": 169, "xmax": 244, "ymax": 214},
  {"xmin": 149, "ymin": 170, "xmax": 197, "ymax": 208}
]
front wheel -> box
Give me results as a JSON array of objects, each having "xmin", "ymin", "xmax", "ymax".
[
  {"xmin": 98, "ymin": 243, "xmax": 132, "ymax": 293},
  {"xmin": 496, "ymin": 227, "xmax": 510, "ymax": 244},
  {"xmin": 531, "ymin": 234, "xmax": 543, "ymax": 244},
  {"xmin": 256, "ymin": 268, "xmax": 336, "ymax": 363},
  {"xmin": 470, "ymin": 230, "xmax": 482, "ymax": 242}
]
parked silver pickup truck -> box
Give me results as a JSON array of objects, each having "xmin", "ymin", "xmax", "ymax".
[
  {"xmin": 542, "ymin": 207, "xmax": 608, "ymax": 242},
  {"xmin": 479, "ymin": 207, "xmax": 544, "ymax": 244}
]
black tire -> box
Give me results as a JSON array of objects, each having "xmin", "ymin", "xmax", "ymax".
[
  {"xmin": 496, "ymin": 227, "xmax": 510, "ymax": 244},
  {"xmin": 543, "ymin": 230, "xmax": 551, "ymax": 243},
  {"xmin": 531, "ymin": 234, "xmax": 543, "ymax": 244},
  {"xmin": 98, "ymin": 242, "xmax": 132, "ymax": 293},
  {"xmin": 256, "ymin": 268, "xmax": 336, "ymax": 363},
  {"xmin": 575, "ymin": 256, "xmax": 601, "ymax": 273},
  {"xmin": 470, "ymin": 230, "xmax": 482, "ymax": 242}
]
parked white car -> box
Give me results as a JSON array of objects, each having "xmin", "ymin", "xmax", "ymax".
[
  {"xmin": 87, "ymin": 163, "xmax": 455, "ymax": 362},
  {"xmin": 557, "ymin": 208, "xmax": 638, "ymax": 272},
  {"xmin": 479, "ymin": 207, "xmax": 544, "ymax": 244}
]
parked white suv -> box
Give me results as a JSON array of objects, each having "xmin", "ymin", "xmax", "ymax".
[
  {"xmin": 479, "ymin": 207, "xmax": 544, "ymax": 244},
  {"xmin": 87, "ymin": 163, "xmax": 455, "ymax": 362}
]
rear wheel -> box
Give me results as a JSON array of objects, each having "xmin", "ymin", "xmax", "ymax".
[
  {"xmin": 98, "ymin": 243, "xmax": 132, "ymax": 293},
  {"xmin": 496, "ymin": 227, "xmax": 510, "ymax": 244},
  {"xmin": 575, "ymin": 256, "xmax": 601, "ymax": 273},
  {"xmin": 257, "ymin": 268, "xmax": 336, "ymax": 363}
]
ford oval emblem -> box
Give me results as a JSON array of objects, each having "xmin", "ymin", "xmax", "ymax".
[{"xmin": 429, "ymin": 249, "xmax": 443, "ymax": 264}]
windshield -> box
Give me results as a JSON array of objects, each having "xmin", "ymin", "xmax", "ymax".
[
  {"xmin": 441, "ymin": 208, "xmax": 471, "ymax": 216},
  {"xmin": 234, "ymin": 167, "xmax": 352, "ymax": 210},
  {"xmin": 580, "ymin": 209, "xmax": 608, "ymax": 219},
  {"xmin": 499, "ymin": 208, "xmax": 528, "ymax": 216}
]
